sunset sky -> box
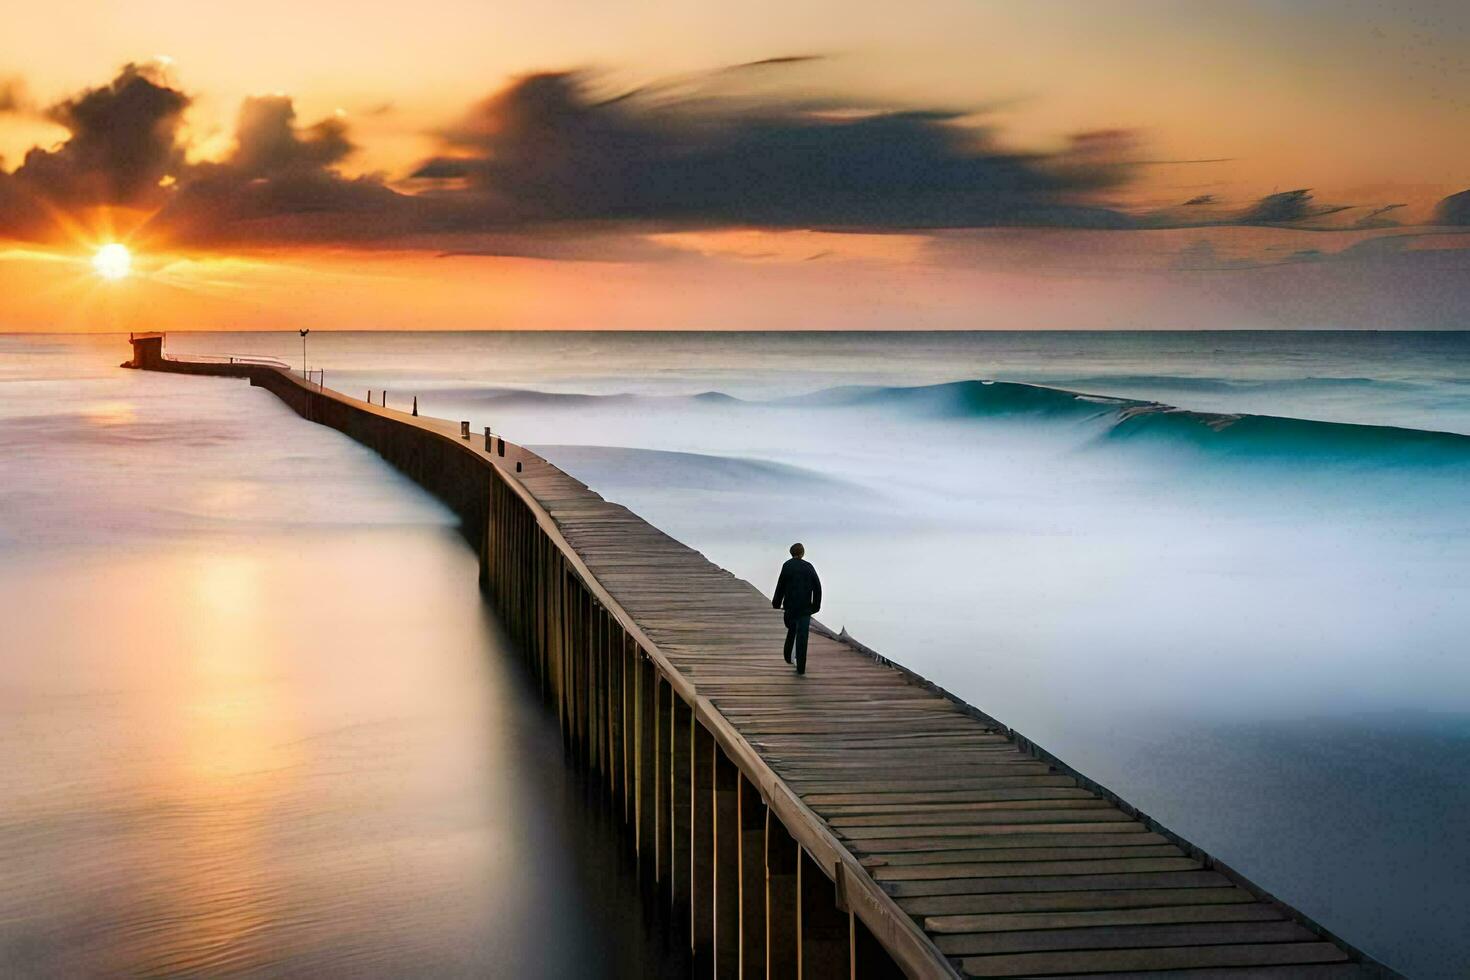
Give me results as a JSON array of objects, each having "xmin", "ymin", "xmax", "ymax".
[{"xmin": 3, "ymin": 0, "xmax": 1469, "ymax": 331}]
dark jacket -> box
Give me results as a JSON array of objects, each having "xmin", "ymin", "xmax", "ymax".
[{"xmin": 772, "ymin": 557, "xmax": 822, "ymax": 616}]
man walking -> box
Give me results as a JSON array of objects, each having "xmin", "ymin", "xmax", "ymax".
[{"xmin": 772, "ymin": 542, "xmax": 822, "ymax": 675}]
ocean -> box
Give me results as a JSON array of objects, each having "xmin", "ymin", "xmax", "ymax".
[{"xmin": 4, "ymin": 330, "xmax": 1469, "ymax": 977}]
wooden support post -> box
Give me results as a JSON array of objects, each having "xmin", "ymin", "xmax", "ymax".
[
  {"xmin": 484, "ymin": 426, "xmax": 491, "ymax": 451},
  {"xmin": 738, "ymin": 775, "xmax": 767, "ymax": 980},
  {"xmin": 579, "ymin": 599, "xmax": 590, "ymax": 775},
  {"xmin": 714, "ymin": 747, "xmax": 741, "ymax": 977},
  {"xmin": 566, "ymin": 585, "xmax": 579, "ymax": 762},
  {"xmin": 460, "ymin": 420, "xmax": 470, "ymax": 439},
  {"xmin": 766, "ymin": 811, "xmax": 798, "ymax": 978},
  {"xmin": 671, "ymin": 696, "xmax": 692, "ymax": 922},
  {"xmin": 581, "ymin": 598, "xmax": 594, "ymax": 768},
  {"xmin": 654, "ymin": 676, "xmax": 669, "ymax": 889},
  {"xmin": 411, "ymin": 395, "xmax": 416, "ymax": 415},
  {"xmin": 606, "ymin": 618, "xmax": 622, "ymax": 801},
  {"xmin": 622, "ymin": 635, "xmax": 635, "ymax": 825},
  {"xmin": 691, "ymin": 721, "xmax": 716, "ymax": 966},
  {"xmin": 636, "ymin": 654, "xmax": 657, "ymax": 883},
  {"xmin": 850, "ymin": 913, "xmax": 905, "ymax": 980},
  {"xmin": 798, "ymin": 851, "xmax": 849, "ymax": 980}
]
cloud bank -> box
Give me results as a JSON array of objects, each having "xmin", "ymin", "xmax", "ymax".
[{"xmin": 0, "ymin": 62, "xmax": 1466, "ymax": 262}]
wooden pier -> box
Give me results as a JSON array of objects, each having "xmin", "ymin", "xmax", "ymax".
[{"xmin": 126, "ymin": 333, "xmax": 1397, "ymax": 978}]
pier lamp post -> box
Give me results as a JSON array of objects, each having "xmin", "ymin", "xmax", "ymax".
[{"xmin": 299, "ymin": 329, "xmax": 310, "ymax": 377}]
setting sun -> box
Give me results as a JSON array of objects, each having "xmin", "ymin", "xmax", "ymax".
[{"xmin": 93, "ymin": 243, "xmax": 132, "ymax": 281}]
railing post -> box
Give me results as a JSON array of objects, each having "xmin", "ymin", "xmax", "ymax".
[
  {"xmin": 692, "ymin": 722, "xmax": 716, "ymax": 965},
  {"xmin": 460, "ymin": 420, "xmax": 470, "ymax": 439},
  {"xmin": 654, "ymin": 676, "xmax": 668, "ymax": 888},
  {"xmin": 766, "ymin": 811, "xmax": 799, "ymax": 976},
  {"xmin": 672, "ymin": 696, "xmax": 693, "ymax": 923},
  {"xmin": 739, "ymin": 775, "xmax": 767, "ymax": 979},
  {"xmin": 485, "ymin": 426, "xmax": 492, "ymax": 451},
  {"xmin": 636, "ymin": 655, "xmax": 657, "ymax": 886},
  {"xmin": 714, "ymin": 747, "xmax": 741, "ymax": 977},
  {"xmin": 850, "ymin": 912, "xmax": 905, "ymax": 979},
  {"xmin": 412, "ymin": 395, "xmax": 417, "ymax": 416},
  {"xmin": 799, "ymin": 851, "xmax": 849, "ymax": 980}
]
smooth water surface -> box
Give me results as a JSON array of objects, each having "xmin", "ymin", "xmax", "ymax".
[{"xmin": 0, "ymin": 337, "xmax": 681, "ymax": 976}]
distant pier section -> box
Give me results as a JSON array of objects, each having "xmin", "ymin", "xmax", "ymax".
[{"xmin": 125, "ymin": 332, "xmax": 1398, "ymax": 979}]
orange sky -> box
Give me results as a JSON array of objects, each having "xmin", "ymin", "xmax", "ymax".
[{"xmin": 2, "ymin": 1, "xmax": 1468, "ymax": 331}]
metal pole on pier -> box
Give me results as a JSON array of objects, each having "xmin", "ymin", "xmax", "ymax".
[{"xmin": 299, "ymin": 329, "xmax": 310, "ymax": 377}]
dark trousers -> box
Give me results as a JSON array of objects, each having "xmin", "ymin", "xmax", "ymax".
[{"xmin": 783, "ymin": 609, "xmax": 811, "ymax": 673}]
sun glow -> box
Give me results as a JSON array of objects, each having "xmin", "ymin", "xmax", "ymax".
[{"xmin": 93, "ymin": 243, "xmax": 132, "ymax": 281}]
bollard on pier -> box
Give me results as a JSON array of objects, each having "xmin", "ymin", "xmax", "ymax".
[{"xmin": 460, "ymin": 421, "xmax": 470, "ymax": 439}]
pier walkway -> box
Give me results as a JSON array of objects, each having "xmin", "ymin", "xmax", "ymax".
[{"xmin": 126, "ymin": 333, "xmax": 1394, "ymax": 979}]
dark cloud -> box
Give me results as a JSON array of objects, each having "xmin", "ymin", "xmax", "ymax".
[
  {"xmin": 1434, "ymin": 189, "xmax": 1470, "ymax": 226},
  {"xmin": 1234, "ymin": 189, "xmax": 1350, "ymax": 225},
  {"xmin": 149, "ymin": 94, "xmax": 408, "ymax": 248},
  {"xmin": 229, "ymin": 96, "xmax": 354, "ymax": 177},
  {"xmin": 17, "ymin": 63, "xmax": 187, "ymax": 207},
  {"xmin": 408, "ymin": 70, "xmax": 1136, "ymax": 231}
]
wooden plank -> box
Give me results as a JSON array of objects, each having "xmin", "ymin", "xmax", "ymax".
[
  {"xmin": 959, "ymin": 942, "xmax": 1349, "ymax": 977},
  {"xmin": 898, "ymin": 886, "xmax": 1260, "ymax": 918},
  {"xmin": 882, "ymin": 870, "xmax": 1232, "ymax": 899},
  {"xmin": 863, "ymin": 845, "xmax": 1184, "ymax": 868},
  {"xmin": 838, "ymin": 818, "xmax": 1147, "ymax": 841},
  {"xmin": 1037, "ymin": 967, "xmax": 1382, "ymax": 980},
  {"xmin": 828, "ymin": 804, "xmax": 1121, "ymax": 827},
  {"xmin": 847, "ymin": 831, "xmax": 1170, "ymax": 854},
  {"xmin": 935, "ymin": 919, "xmax": 1317, "ymax": 955},
  {"xmin": 924, "ymin": 902, "xmax": 1284, "ymax": 935},
  {"xmin": 872, "ymin": 857, "xmax": 1202, "ymax": 881}
]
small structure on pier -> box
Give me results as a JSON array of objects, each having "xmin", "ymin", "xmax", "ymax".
[{"xmin": 124, "ymin": 332, "xmax": 166, "ymax": 369}]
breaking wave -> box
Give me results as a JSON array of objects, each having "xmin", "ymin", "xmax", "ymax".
[
  {"xmin": 802, "ymin": 379, "xmax": 1470, "ymax": 462},
  {"xmin": 409, "ymin": 379, "xmax": 1470, "ymax": 465}
]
